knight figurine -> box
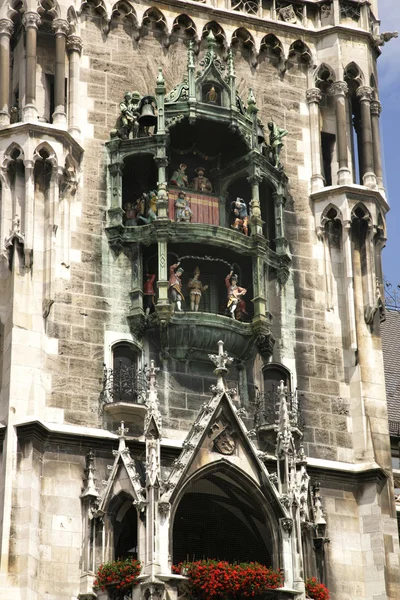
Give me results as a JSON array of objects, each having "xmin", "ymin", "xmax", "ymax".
[
  {"xmin": 175, "ymin": 191, "xmax": 193, "ymax": 222},
  {"xmin": 143, "ymin": 273, "xmax": 156, "ymax": 318},
  {"xmin": 231, "ymin": 198, "xmax": 249, "ymax": 236},
  {"xmin": 169, "ymin": 263, "xmax": 184, "ymax": 312},
  {"xmin": 225, "ymin": 271, "xmax": 247, "ymax": 319},
  {"xmin": 188, "ymin": 267, "xmax": 209, "ymax": 312}
]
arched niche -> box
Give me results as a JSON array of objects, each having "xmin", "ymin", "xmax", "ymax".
[
  {"xmin": 171, "ymin": 464, "xmax": 277, "ymax": 566},
  {"xmin": 122, "ymin": 153, "xmax": 158, "ymax": 224},
  {"xmin": 107, "ymin": 491, "xmax": 139, "ymax": 560}
]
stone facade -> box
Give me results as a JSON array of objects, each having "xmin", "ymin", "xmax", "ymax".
[{"xmin": 0, "ymin": 0, "xmax": 398, "ymax": 599}]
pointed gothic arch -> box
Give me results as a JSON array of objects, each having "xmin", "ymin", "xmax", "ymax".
[
  {"xmin": 172, "ymin": 14, "xmax": 197, "ymax": 40},
  {"xmin": 201, "ymin": 21, "xmax": 226, "ymax": 48},
  {"xmin": 171, "ymin": 461, "xmax": 279, "ymax": 567}
]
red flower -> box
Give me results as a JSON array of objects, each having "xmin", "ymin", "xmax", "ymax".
[
  {"xmin": 306, "ymin": 577, "xmax": 330, "ymax": 600},
  {"xmin": 173, "ymin": 560, "xmax": 284, "ymax": 599},
  {"xmin": 94, "ymin": 558, "xmax": 141, "ymax": 592}
]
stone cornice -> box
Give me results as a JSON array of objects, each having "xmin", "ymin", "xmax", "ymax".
[
  {"xmin": 14, "ymin": 419, "xmax": 182, "ymax": 460},
  {"xmin": 310, "ymin": 184, "xmax": 390, "ymax": 214},
  {"xmin": 0, "ymin": 121, "xmax": 84, "ymax": 158},
  {"xmin": 153, "ymin": 0, "xmax": 380, "ymax": 51}
]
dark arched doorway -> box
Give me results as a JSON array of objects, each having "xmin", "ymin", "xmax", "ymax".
[
  {"xmin": 109, "ymin": 492, "xmax": 138, "ymax": 560},
  {"xmin": 172, "ymin": 468, "xmax": 274, "ymax": 566}
]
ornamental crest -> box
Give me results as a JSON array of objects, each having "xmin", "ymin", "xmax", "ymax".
[
  {"xmin": 212, "ymin": 424, "xmax": 236, "ymax": 455},
  {"xmin": 278, "ymin": 5, "xmax": 297, "ymax": 24}
]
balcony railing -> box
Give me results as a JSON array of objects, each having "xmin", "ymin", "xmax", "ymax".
[
  {"xmin": 389, "ymin": 420, "xmax": 400, "ymax": 437},
  {"xmin": 102, "ymin": 362, "xmax": 147, "ymax": 405},
  {"xmin": 254, "ymin": 387, "xmax": 305, "ymax": 432}
]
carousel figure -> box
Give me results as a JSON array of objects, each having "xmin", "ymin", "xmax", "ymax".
[
  {"xmin": 124, "ymin": 201, "xmax": 137, "ymax": 226},
  {"xmin": 175, "ymin": 191, "xmax": 193, "ymax": 222},
  {"xmin": 169, "ymin": 262, "xmax": 184, "ymax": 312},
  {"xmin": 225, "ymin": 271, "xmax": 247, "ymax": 319},
  {"xmin": 231, "ymin": 198, "xmax": 249, "ymax": 236},
  {"xmin": 170, "ymin": 163, "xmax": 189, "ymax": 188},
  {"xmin": 137, "ymin": 190, "xmax": 158, "ymax": 224},
  {"xmin": 190, "ymin": 167, "xmax": 213, "ymax": 193},
  {"xmin": 143, "ymin": 273, "xmax": 156, "ymax": 318},
  {"xmin": 188, "ymin": 267, "xmax": 209, "ymax": 311}
]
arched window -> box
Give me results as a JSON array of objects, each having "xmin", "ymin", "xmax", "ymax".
[
  {"xmin": 263, "ymin": 363, "xmax": 291, "ymax": 394},
  {"xmin": 172, "ymin": 467, "xmax": 276, "ymax": 566},
  {"xmin": 109, "ymin": 343, "xmax": 142, "ymax": 403},
  {"xmin": 108, "ymin": 492, "xmax": 138, "ymax": 560}
]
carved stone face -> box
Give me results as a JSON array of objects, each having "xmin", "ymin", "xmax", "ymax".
[
  {"xmin": 214, "ymin": 429, "xmax": 236, "ymax": 455},
  {"xmin": 321, "ymin": 3, "xmax": 332, "ymax": 18}
]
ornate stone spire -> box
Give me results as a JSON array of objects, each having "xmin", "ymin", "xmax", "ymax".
[
  {"xmin": 144, "ymin": 360, "xmax": 162, "ymax": 439},
  {"xmin": 208, "ymin": 340, "xmax": 234, "ymax": 392},
  {"xmin": 81, "ymin": 450, "xmax": 99, "ymax": 500},
  {"xmin": 276, "ymin": 380, "xmax": 293, "ymax": 457}
]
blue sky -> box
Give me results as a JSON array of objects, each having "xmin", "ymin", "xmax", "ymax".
[{"xmin": 378, "ymin": 0, "xmax": 400, "ymax": 283}]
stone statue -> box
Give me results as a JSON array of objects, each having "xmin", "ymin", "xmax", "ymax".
[
  {"xmin": 188, "ymin": 266, "xmax": 209, "ymax": 311},
  {"xmin": 225, "ymin": 271, "xmax": 247, "ymax": 319},
  {"xmin": 190, "ymin": 167, "xmax": 213, "ymax": 193},
  {"xmin": 268, "ymin": 121, "xmax": 288, "ymax": 168},
  {"xmin": 143, "ymin": 273, "xmax": 156, "ymax": 318},
  {"xmin": 170, "ymin": 163, "xmax": 189, "ymax": 188},
  {"xmin": 119, "ymin": 91, "xmax": 140, "ymax": 139},
  {"xmin": 137, "ymin": 190, "xmax": 158, "ymax": 224},
  {"xmin": 206, "ymin": 86, "xmax": 218, "ymax": 103},
  {"xmin": 169, "ymin": 263, "xmax": 184, "ymax": 312},
  {"xmin": 124, "ymin": 201, "xmax": 137, "ymax": 226},
  {"xmin": 175, "ymin": 191, "xmax": 193, "ymax": 222},
  {"xmin": 231, "ymin": 198, "xmax": 249, "ymax": 236}
]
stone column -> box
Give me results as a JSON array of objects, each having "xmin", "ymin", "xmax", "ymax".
[
  {"xmin": 331, "ymin": 81, "xmax": 351, "ymax": 185},
  {"xmin": 66, "ymin": 35, "xmax": 82, "ymax": 136},
  {"xmin": 273, "ymin": 189, "xmax": 289, "ymax": 256},
  {"xmin": 22, "ymin": 12, "xmax": 41, "ymax": 121},
  {"xmin": 24, "ymin": 159, "xmax": 35, "ymax": 267},
  {"xmin": 306, "ymin": 88, "xmax": 324, "ymax": 192},
  {"xmin": 370, "ymin": 100, "xmax": 384, "ymax": 191},
  {"xmin": 107, "ymin": 163, "xmax": 124, "ymax": 227},
  {"xmin": 0, "ymin": 19, "xmax": 14, "ymax": 126},
  {"xmin": 248, "ymin": 172, "xmax": 264, "ymax": 236},
  {"xmin": 356, "ymin": 86, "xmax": 376, "ymax": 188},
  {"xmin": 52, "ymin": 19, "xmax": 69, "ymax": 126}
]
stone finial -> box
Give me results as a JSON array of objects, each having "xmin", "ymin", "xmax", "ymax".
[
  {"xmin": 81, "ymin": 449, "xmax": 100, "ymax": 499},
  {"xmin": 276, "ymin": 380, "xmax": 293, "ymax": 457},
  {"xmin": 208, "ymin": 340, "xmax": 234, "ymax": 392},
  {"xmin": 144, "ymin": 361, "xmax": 162, "ymax": 439},
  {"xmin": 188, "ymin": 40, "xmax": 195, "ymax": 69},
  {"xmin": 227, "ymin": 48, "xmax": 235, "ymax": 78},
  {"xmin": 117, "ymin": 421, "xmax": 129, "ymax": 451}
]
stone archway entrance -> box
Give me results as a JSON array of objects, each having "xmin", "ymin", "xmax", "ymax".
[{"xmin": 172, "ymin": 468, "xmax": 274, "ymax": 565}]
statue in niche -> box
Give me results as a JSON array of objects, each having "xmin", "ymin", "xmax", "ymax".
[
  {"xmin": 206, "ymin": 86, "xmax": 218, "ymax": 104},
  {"xmin": 175, "ymin": 191, "xmax": 193, "ymax": 222},
  {"xmin": 268, "ymin": 121, "xmax": 288, "ymax": 168},
  {"xmin": 188, "ymin": 267, "xmax": 209, "ymax": 312},
  {"xmin": 190, "ymin": 167, "xmax": 213, "ymax": 193},
  {"xmin": 119, "ymin": 91, "xmax": 140, "ymax": 139},
  {"xmin": 169, "ymin": 263, "xmax": 184, "ymax": 312},
  {"xmin": 321, "ymin": 3, "xmax": 332, "ymax": 21},
  {"xmin": 143, "ymin": 273, "xmax": 156, "ymax": 318},
  {"xmin": 124, "ymin": 201, "xmax": 138, "ymax": 226},
  {"xmin": 225, "ymin": 271, "xmax": 247, "ymax": 319},
  {"xmin": 170, "ymin": 163, "xmax": 189, "ymax": 188},
  {"xmin": 137, "ymin": 190, "xmax": 158, "ymax": 224},
  {"xmin": 231, "ymin": 198, "xmax": 249, "ymax": 236}
]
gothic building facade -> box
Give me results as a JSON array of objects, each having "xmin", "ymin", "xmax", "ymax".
[{"xmin": 0, "ymin": 0, "xmax": 398, "ymax": 599}]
